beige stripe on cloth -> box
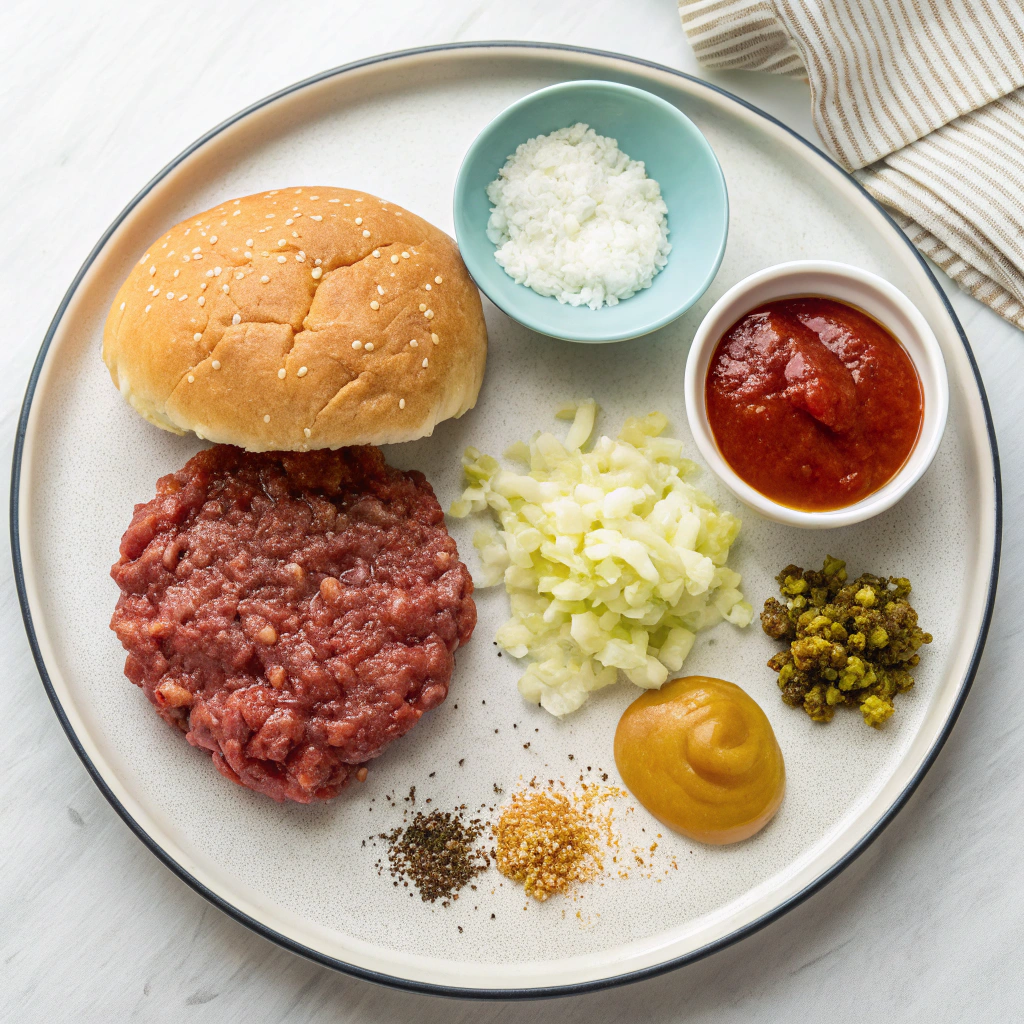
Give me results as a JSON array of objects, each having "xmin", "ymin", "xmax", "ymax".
[{"xmin": 679, "ymin": 0, "xmax": 1024, "ymax": 328}]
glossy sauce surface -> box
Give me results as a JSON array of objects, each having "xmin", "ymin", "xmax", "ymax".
[
  {"xmin": 614, "ymin": 676, "xmax": 785, "ymax": 845},
  {"xmin": 705, "ymin": 297, "xmax": 923, "ymax": 511}
]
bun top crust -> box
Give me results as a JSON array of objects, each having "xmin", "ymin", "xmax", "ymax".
[{"xmin": 102, "ymin": 187, "xmax": 487, "ymax": 450}]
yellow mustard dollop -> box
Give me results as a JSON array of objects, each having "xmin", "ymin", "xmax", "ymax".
[{"xmin": 613, "ymin": 675, "xmax": 785, "ymax": 844}]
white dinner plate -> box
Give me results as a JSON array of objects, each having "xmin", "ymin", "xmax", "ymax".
[{"xmin": 11, "ymin": 43, "xmax": 1000, "ymax": 996}]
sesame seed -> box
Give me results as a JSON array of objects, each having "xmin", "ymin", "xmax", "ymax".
[
  {"xmin": 277, "ymin": 256, "xmax": 286, "ymax": 263},
  {"xmin": 182, "ymin": 255, "xmax": 190, "ymax": 262},
  {"xmin": 292, "ymin": 231, "xmax": 299, "ymax": 239},
  {"xmin": 310, "ymin": 215, "xmax": 322, "ymax": 221},
  {"xmin": 212, "ymin": 360, "xmax": 221, "ymax": 369},
  {"xmin": 355, "ymin": 217, "xmax": 363, "ymax": 225},
  {"xmin": 246, "ymin": 239, "xmax": 254, "ymax": 247},
  {"xmin": 145, "ymin": 304, "xmax": 152, "ymax": 313},
  {"xmin": 431, "ymin": 333, "xmax": 439, "ymax": 344},
  {"xmin": 244, "ymin": 251, "xmax": 252, "ymax": 258},
  {"xmin": 192, "ymin": 246, "xmax": 201, "ymax": 254},
  {"xmin": 314, "ymin": 258, "xmax": 322, "ymax": 266},
  {"xmin": 297, "ymin": 366, "xmax": 308, "ymax": 377},
  {"xmin": 365, "ymin": 342, "xmax": 375, "ymax": 352},
  {"xmin": 119, "ymin": 301, "xmax": 126, "ymax": 311},
  {"xmin": 422, "ymin": 358, "xmax": 428, "ymax": 368},
  {"xmin": 425, "ymin": 310, "xmax": 434, "ymax": 319},
  {"xmin": 167, "ymin": 292, "xmax": 174, "ymax": 299},
  {"xmin": 200, "ymin": 282, "xmax": 207, "ymax": 290},
  {"xmin": 311, "ymin": 267, "xmax": 322, "ymax": 280},
  {"xmin": 214, "ymin": 267, "xmax": 222, "ymax": 276},
  {"xmin": 278, "ymin": 239, "xmax": 286, "ymax": 247},
  {"xmin": 356, "ymin": 198, "xmax": 363, "ymax": 202},
  {"xmin": 377, "ymin": 285, "xmax": 384, "ymax": 295},
  {"xmin": 261, "ymin": 275, "xmax": 270, "ymax": 283},
  {"xmin": 232, "ymin": 210, "xmax": 240, "ymax": 216},
  {"xmin": 362, "ymin": 230, "xmax": 371, "ymax": 238},
  {"xmin": 222, "ymin": 285, "xmax": 230, "ymax": 293},
  {"xmin": 187, "ymin": 375, "xmax": 194, "ymax": 383},
  {"xmin": 425, "ymin": 284, "xmax": 432, "ymax": 291},
  {"xmin": 295, "ymin": 253, "xmax": 305, "ymax": 262},
  {"xmin": 235, "ymin": 271, "xmax": 244, "ymax": 280},
  {"xmin": 266, "ymin": 214, "xmax": 274, "ymax": 219},
  {"xmin": 173, "ymin": 269, "xmax": 180, "ymax": 278},
  {"xmin": 435, "ymin": 276, "xmax": 443, "ymax": 284},
  {"xmin": 310, "ymin": 195, "xmax": 319, "ymax": 200},
  {"xmin": 263, "ymin": 414, "xmax": 271, "ymax": 423},
  {"xmin": 193, "ymin": 253, "xmax": 203, "ymax": 260},
  {"xmin": 234, "ymin": 198, "xmax": 242, "ymax": 203},
  {"xmin": 410, "ymin": 339, "xmax": 418, "ymax": 348},
  {"xmin": 277, "ymin": 368, "xmax": 286, "ymax": 379},
  {"xmin": 372, "ymin": 250, "xmax": 381, "ymax": 258},
  {"xmin": 206, "ymin": 269, "xmax": 214, "ymax": 278},
  {"xmin": 294, "ymin": 189, "xmax": 302, "ymax": 194},
  {"xmin": 232, "ymin": 313, "xmax": 241, "ymax": 325},
  {"xmin": 419, "ymin": 303, "xmax": 427, "ymax": 312},
  {"xmin": 197, "ymin": 296, "xmax": 205, "ymax": 306},
  {"xmin": 401, "ymin": 252, "xmax": 410, "ymax": 259},
  {"xmin": 149, "ymin": 266, "xmax": 156, "ymax": 276},
  {"xmin": 399, "ymin": 399, "xmax": 405, "ymax": 409},
  {"xmin": 370, "ymin": 300, "xmax": 379, "ymax": 310},
  {"xmin": 285, "ymin": 219, "xmax": 294, "ymax": 226},
  {"xmin": 193, "ymin": 332, "xmax": 203, "ymax": 342},
  {"xmin": 391, "ymin": 255, "xmax": 400, "ymax": 264},
  {"xmin": 304, "ymin": 427, "xmax": 312, "ymax": 437},
  {"xmin": 210, "ymin": 235, "xmax": 218, "ymax": 244},
  {"xmin": 328, "ymin": 199, "xmax": 340, "ymax": 203},
  {"xmin": 352, "ymin": 340, "xmax": 362, "ymax": 350}
]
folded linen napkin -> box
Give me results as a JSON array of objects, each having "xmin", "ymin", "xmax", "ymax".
[{"xmin": 679, "ymin": 0, "xmax": 1024, "ymax": 328}]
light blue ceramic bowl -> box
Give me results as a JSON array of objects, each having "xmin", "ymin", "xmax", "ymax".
[{"xmin": 453, "ymin": 80, "xmax": 729, "ymax": 343}]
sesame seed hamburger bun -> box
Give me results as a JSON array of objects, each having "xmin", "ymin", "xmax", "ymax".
[{"xmin": 102, "ymin": 187, "xmax": 487, "ymax": 451}]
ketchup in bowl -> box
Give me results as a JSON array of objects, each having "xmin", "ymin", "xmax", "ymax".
[{"xmin": 704, "ymin": 297, "xmax": 923, "ymax": 512}]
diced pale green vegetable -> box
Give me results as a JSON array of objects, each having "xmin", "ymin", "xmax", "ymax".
[{"xmin": 450, "ymin": 402, "xmax": 753, "ymax": 715}]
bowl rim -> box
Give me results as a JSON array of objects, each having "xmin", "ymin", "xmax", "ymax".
[
  {"xmin": 683, "ymin": 259, "xmax": 950, "ymax": 528},
  {"xmin": 452, "ymin": 78, "xmax": 729, "ymax": 343}
]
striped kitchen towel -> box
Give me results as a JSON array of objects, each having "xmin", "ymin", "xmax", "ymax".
[{"xmin": 679, "ymin": 0, "xmax": 1024, "ymax": 328}]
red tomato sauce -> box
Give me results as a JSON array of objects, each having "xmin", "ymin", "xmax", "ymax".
[{"xmin": 705, "ymin": 297, "xmax": 923, "ymax": 511}]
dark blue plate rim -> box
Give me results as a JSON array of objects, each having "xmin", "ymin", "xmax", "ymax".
[{"xmin": 9, "ymin": 41, "xmax": 1002, "ymax": 1001}]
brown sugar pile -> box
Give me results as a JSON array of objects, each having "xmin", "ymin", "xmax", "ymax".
[{"xmin": 493, "ymin": 784, "xmax": 619, "ymax": 901}]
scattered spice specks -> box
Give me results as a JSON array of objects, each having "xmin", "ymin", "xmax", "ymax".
[{"xmin": 375, "ymin": 809, "xmax": 490, "ymax": 903}]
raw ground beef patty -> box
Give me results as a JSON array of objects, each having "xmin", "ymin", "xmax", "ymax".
[{"xmin": 110, "ymin": 445, "xmax": 476, "ymax": 803}]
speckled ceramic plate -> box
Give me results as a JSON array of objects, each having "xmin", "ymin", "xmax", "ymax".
[{"xmin": 11, "ymin": 43, "xmax": 1000, "ymax": 997}]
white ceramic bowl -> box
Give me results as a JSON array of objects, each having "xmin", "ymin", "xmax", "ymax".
[{"xmin": 684, "ymin": 261, "xmax": 949, "ymax": 528}]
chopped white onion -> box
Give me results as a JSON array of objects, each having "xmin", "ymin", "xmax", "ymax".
[{"xmin": 451, "ymin": 401, "xmax": 753, "ymax": 715}]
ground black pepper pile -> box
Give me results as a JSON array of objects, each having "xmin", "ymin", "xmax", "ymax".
[{"xmin": 379, "ymin": 809, "xmax": 491, "ymax": 903}]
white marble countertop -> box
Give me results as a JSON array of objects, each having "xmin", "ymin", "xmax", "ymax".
[{"xmin": 2, "ymin": 1, "xmax": 1020, "ymax": 1020}]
